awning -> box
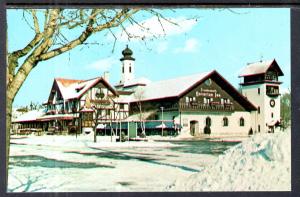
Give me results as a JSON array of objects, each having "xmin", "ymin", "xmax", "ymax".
[{"xmin": 98, "ymin": 121, "xmax": 181, "ymax": 130}]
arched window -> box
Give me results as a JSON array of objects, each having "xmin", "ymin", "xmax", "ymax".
[
  {"xmin": 240, "ymin": 117, "xmax": 245, "ymax": 127},
  {"xmin": 205, "ymin": 117, "xmax": 211, "ymax": 127},
  {"xmin": 223, "ymin": 117, "xmax": 228, "ymax": 126}
]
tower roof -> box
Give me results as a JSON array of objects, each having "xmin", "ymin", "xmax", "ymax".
[
  {"xmin": 239, "ymin": 59, "xmax": 284, "ymax": 77},
  {"xmin": 120, "ymin": 45, "xmax": 135, "ymax": 61}
]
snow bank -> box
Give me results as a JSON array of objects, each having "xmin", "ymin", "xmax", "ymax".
[{"xmin": 166, "ymin": 130, "xmax": 291, "ymax": 191}]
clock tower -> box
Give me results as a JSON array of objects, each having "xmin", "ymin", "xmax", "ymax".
[{"xmin": 239, "ymin": 59, "xmax": 284, "ymax": 133}]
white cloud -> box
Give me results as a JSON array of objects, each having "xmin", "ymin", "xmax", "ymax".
[
  {"xmin": 86, "ymin": 57, "xmax": 117, "ymax": 71},
  {"xmin": 156, "ymin": 41, "xmax": 168, "ymax": 53},
  {"xmin": 114, "ymin": 16, "xmax": 198, "ymax": 42},
  {"xmin": 174, "ymin": 38, "xmax": 199, "ymax": 53}
]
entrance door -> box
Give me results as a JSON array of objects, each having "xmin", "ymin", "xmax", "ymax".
[{"xmin": 190, "ymin": 120, "xmax": 199, "ymax": 136}]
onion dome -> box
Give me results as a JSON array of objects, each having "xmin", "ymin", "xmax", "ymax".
[{"xmin": 120, "ymin": 45, "xmax": 135, "ymax": 61}]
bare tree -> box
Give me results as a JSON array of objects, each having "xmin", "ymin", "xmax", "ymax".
[
  {"xmin": 6, "ymin": 8, "xmax": 183, "ymax": 186},
  {"xmin": 133, "ymin": 88, "xmax": 146, "ymax": 137}
]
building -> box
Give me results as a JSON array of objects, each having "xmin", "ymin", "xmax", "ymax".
[{"xmin": 13, "ymin": 46, "xmax": 284, "ymax": 137}]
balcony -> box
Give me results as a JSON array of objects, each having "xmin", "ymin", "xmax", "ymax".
[{"xmin": 266, "ymin": 86, "xmax": 280, "ymax": 97}]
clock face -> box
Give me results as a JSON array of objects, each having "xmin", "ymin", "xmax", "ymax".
[
  {"xmin": 270, "ymin": 99, "xmax": 275, "ymax": 107},
  {"xmin": 205, "ymin": 79, "xmax": 212, "ymax": 86}
]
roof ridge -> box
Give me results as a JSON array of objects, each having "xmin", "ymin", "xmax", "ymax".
[{"xmin": 246, "ymin": 59, "xmax": 274, "ymax": 66}]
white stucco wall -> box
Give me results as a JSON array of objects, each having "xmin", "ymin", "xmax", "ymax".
[
  {"xmin": 241, "ymin": 84, "xmax": 281, "ymax": 133},
  {"xmin": 174, "ymin": 111, "xmax": 252, "ymax": 136},
  {"xmin": 121, "ymin": 59, "xmax": 135, "ymax": 83}
]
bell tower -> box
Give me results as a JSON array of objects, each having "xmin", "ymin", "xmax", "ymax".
[
  {"xmin": 239, "ymin": 59, "xmax": 284, "ymax": 133},
  {"xmin": 120, "ymin": 45, "xmax": 135, "ymax": 84}
]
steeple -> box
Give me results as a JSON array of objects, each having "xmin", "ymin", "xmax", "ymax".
[
  {"xmin": 120, "ymin": 45, "xmax": 135, "ymax": 84},
  {"xmin": 120, "ymin": 45, "xmax": 135, "ymax": 61}
]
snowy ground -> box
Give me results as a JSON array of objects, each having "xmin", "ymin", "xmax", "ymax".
[
  {"xmin": 8, "ymin": 134, "xmax": 222, "ymax": 192},
  {"xmin": 166, "ymin": 129, "xmax": 291, "ymax": 191},
  {"xmin": 8, "ymin": 130, "xmax": 290, "ymax": 192}
]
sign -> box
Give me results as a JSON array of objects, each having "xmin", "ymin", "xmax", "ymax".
[{"xmin": 196, "ymin": 88, "xmax": 221, "ymax": 98}]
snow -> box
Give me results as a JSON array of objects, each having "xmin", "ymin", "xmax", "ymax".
[
  {"xmin": 239, "ymin": 59, "xmax": 274, "ymax": 77},
  {"xmin": 10, "ymin": 135, "xmax": 181, "ymax": 148},
  {"xmin": 166, "ymin": 129, "xmax": 291, "ymax": 191},
  {"xmin": 56, "ymin": 77, "xmax": 100, "ymax": 100},
  {"xmin": 123, "ymin": 77, "xmax": 152, "ymax": 87},
  {"xmin": 129, "ymin": 71, "xmax": 213, "ymax": 102},
  {"xmin": 8, "ymin": 130, "xmax": 290, "ymax": 192},
  {"xmin": 13, "ymin": 110, "xmax": 45, "ymax": 123},
  {"xmin": 8, "ymin": 134, "xmax": 218, "ymax": 192}
]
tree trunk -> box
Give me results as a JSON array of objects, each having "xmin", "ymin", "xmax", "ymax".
[
  {"xmin": 6, "ymin": 60, "xmax": 35, "ymax": 188},
  {"xmin": 6, "ymin": 96, "xmax": 13, "ymax": 188}
]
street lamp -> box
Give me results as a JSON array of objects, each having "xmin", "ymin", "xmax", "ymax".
[{"xmin": 160, "ymin": 106, "xmax": 164, "ymax": 136}]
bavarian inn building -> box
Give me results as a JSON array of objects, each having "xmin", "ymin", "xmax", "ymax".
[{"xmin": 14, "ymin": 46, "xmax": 284, "ymax": 137}]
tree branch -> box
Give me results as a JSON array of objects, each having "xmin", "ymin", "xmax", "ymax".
[
  {"xmin": 30, "ymin": 9, "xmax": 40, "ymax": 33},
  {"xmin": 38, "ymin": 9, "xmax": 139, "ymax": 61}
]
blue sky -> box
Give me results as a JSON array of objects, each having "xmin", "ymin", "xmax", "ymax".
[{"xmin": 7, "ymin": 8, "xmax": 290, "ymax": 108}]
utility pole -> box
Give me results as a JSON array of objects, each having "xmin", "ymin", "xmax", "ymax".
[{"xmin": 160, "ymin": 106, "xmax": 164, "ymax": 136}]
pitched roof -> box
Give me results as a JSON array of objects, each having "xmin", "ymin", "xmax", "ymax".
[
  {"xmin": 55, "ymin": 77, "xmax": 101, "ymax": 100},
  {"xmin": 130, "ymin": 71, "xmax": 213, "ymax": 102},
  {"xmin": 115, "ymin": 77, "xmax": 151, "ymax": 88},
  {"xmin": 52, "ymin": 77, "xmax": 118, "ymax": 101},
  {"xmin": 13, "ymin": 110, "xmax": 45, "ymax": 123},
  {"xmin": 239, "ymin": 59, "xmax": 284, "ymax": 77},
  {"xmin": 128, "ymin": 70, "xmax": 257, "ymax": 111}
]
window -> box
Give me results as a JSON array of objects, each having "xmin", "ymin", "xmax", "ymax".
[
  {"xmin": 223, "ymin": 117, "xmax": 228, "ymax": 127},
  {"xmin": 258, "ymin": 125, "xmax": 260, "ymax": 132},
  {"xmin": 258, "ymin": 88, "xmax": 260, "ymax": 95},
  {"xmin": 271, "ymin": 112, "xmax": 274, "ymax": 118},
  {"xmin": 122, "ymin": 66, "xmax": 124, "ymax": 73},
  {"xmin": 120, "ymin": 103, "xmax": 124, "ymax": 110},
  {"xmin": 240, "ymin": 117, "xmax": 245, "ymax": 127},
  {"xmin": 204, "ymin": 98, "xmax": 210, "ymax": 104},
  {"xmin": 129, "ymin": 66, "xmax": 132, "ymax": 73},
  {"xmin": 206, "ymin": 117, "xmax": 211, "ymax": 127},
  {"xmin": 186, "ymin": 97, "xmax": 189, "ymax": 103},
  {"xmin": 258, "ymin": 106, "xmax": 260, "ymax": 114}
]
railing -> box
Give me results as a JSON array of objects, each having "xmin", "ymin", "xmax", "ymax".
[
  {"xmin": 266, "ymin": 91, "xmax": 280, "ymax": 97},
  {"xmin": 179, "ymin": 102, "xmax": 234, "ymax": 111}
]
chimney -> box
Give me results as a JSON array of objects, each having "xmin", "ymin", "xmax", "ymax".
[{"xmin": 103, "ymin": 71, "xmax": 109, "ymax": 82}]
